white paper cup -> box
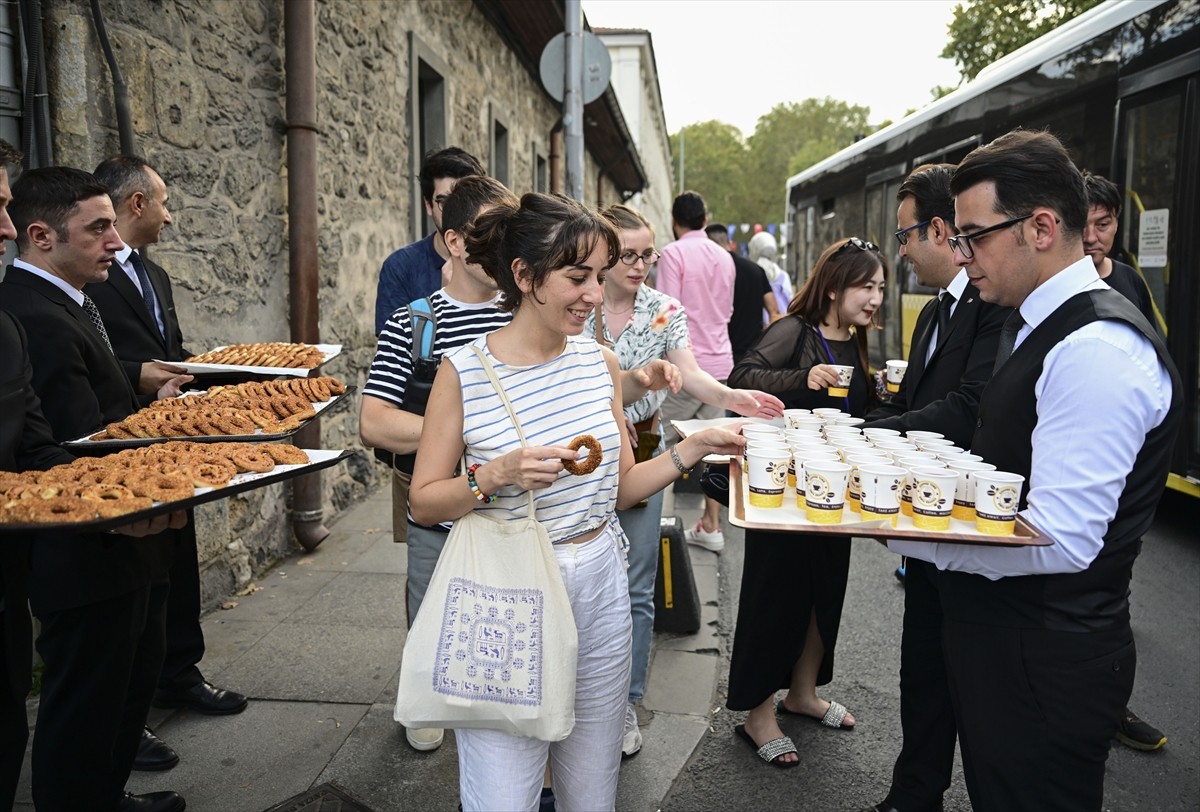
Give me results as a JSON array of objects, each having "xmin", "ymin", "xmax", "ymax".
[
  {"xmin": 747, "ymin": 449, "xmax": 790, "ymax": 508},
  {"xmin": 803, "ymin": 460, "xmax": 851, "ymax": 524},
  {"xmin": 858, "ymin": 463, "xmax": 905, "ymax": 526},
  {"xmin": 812, "ymin": 408, "xmax": 846, "ymax": 419},
  {"xmin": 871, "ymin": 439, "xmax": 916, "ymax": 453},
  {"xmin": 782, "ymin": 409, "xmax": 813, "ymax": 429},
  {"xmin": 863, "ymin": 427, "xmax": 902, "ymax": 442},
  {"xmin": 885, "ymin": 359, "xmax": 908, "ymax": 393},
  {"xmin": 944, "ymin": 460, "xmax": 997, "ymax": 520},
  {"xmin": 828, "ymin": 365, "xmax": 855, "ymax": 398},
  {"xmin": 845, "ymin": 453, "xmax": 886, "ymax": 514},
  {"xmin": 831, "ymin": 416, "xmax": 865, "ymax": 427},
  {"xmin": 794, "ymin": 449, "xmax": 840, "ymax": 509},
  {"xmin": 784, "ymin": 427, "xmax": 824, "ymax": 445},
  {"xmin": 973, "ymin": 471, "xmax": 1026, "ymax": 535},
  {"xmin": 905, "ymin": 430, "xmax": 944, "ymax": 442},
  {"xmin": 909, "ymin": 467, "xmax": 960, "ymax": 531},
  {"xmin": 896, "ymin": 458, "xmax": 945, "ymax": 516},
  {"xmin": 915, "ymin": 438, "xmax": 958, "ymax": 452},
  {"xmin": 940, "ymin": 451, "xmax": 984, "ymax": 464}
]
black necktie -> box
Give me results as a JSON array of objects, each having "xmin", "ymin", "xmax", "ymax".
[
  {"xmin": 935, "ymin": 291, "xmax": 955, "ymax": 349},
  {"xmin": 81, "ymin": 294, "xmax": 115, "ymax": 354},
  {"xmin": 993, "ymin": 310, "xmax": 1026, "ymax": 372},
  {"xmin": 129, "ymin": 250, "xmax": 163, "ymax": 339}
]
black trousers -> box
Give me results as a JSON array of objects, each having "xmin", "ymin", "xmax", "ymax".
[
  {"xmin": 32, "ymin": 579, "xmax": 170, "ymax": 812},
  {"xmin": 159, "ymin": 518, "xmax": 205, "ymax": 689},
  {"xmin": 0, "ymin": 540, "xmax": 31, "ymax": 812},
  {"xmin": 886, "ymin": 558, "xmax": 957, "ymax": 811},
  {"xmin": 943, "ymin": 620, "xmax": 1135, "ymax": 812}
]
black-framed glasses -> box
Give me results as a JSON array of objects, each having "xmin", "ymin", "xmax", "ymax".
[
  {"xmin": 894, "ymin": 220, "xmax": 931, "ymax": 246},
  {"xmin": 619, "ymin": 249, "xmax": 659, "ymax": 266},
  {"xmin": 835, "ymin": 237, "xmax": 880, "ymax": 255},
  {"xmin": 947, "ymin": 214, "xmax": 1032, "ymax": 259}
]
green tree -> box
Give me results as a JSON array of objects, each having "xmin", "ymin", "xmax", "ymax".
[
  {"xmin": 668, "ymin": 121, "xmax": 748, "ymax": 225},
  {"xmin": 942, "ymin": 0, "xmax": 1106, "ymax": 81},
  {"xmin": 744, "ymin": 98, "xmax": 873, "ymax": 228}
]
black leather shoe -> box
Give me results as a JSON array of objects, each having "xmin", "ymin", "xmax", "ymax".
[
  {"xmin": 118, "ymin": 790, "xmax": 186, "ymax": 812},
  {"xmin": 153, "ymin": 680, "xmax": 248, "ymax": 715},
  {"xmin": 132, "ymin": 726, "xmax": 179, "ymax": 771}
]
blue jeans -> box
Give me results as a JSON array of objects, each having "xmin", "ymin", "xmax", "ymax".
[{"xmin": 616, "ymin": 452, "xmax": 665, "ymax": 705}]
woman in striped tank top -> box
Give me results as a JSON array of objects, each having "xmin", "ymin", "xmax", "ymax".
[{"xmin": 409, "ymin": 193, "xmax": 745, "ymax": 812}]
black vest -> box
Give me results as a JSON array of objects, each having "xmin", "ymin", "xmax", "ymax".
[{"xmin": 939, "ymin": 288, "xmax": 1182, "ymax": 632}]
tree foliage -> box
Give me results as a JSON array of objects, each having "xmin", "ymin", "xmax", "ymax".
[
  {"xmin": 669, "ymin": 98, "xmax": 875, "ymax": 235},
  {"xmin": 941, "ymin": 0, "xmax": 1107, "ymax": 81}
]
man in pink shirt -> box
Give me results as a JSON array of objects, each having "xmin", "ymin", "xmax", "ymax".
[{"xmin": 657, "ymin": 191, "xmax": 735, "ymax": 551}]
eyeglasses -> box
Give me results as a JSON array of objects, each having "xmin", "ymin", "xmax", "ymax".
[
  {"xmin": 619, "ymin": 249, "xmax": 659, "ymax": 266},
  {"xmin": 835, "ymin": 237, "xmax": 880, "ymax": 255},
  {"xmin": 894, "ymin": 220, "xmax": 931, "ymax": 246},
  {"xmin": 947, "ymin": 214, "xmax": 1032, "ymax": 259}
]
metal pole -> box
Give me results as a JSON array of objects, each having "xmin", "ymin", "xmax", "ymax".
[{"xmin": 563, "ymin": 0, "xmax": 584, "ymax": 201}]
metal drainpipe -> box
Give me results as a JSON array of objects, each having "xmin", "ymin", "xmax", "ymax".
[
  {"xmin": 284, "ymin": 0, "xmax": 328, "ymax": 551},
  {"xmin": 89, "ymin": 0, "xmax": 135, "ymax": 156}
]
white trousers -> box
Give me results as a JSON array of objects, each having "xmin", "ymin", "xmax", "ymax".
[{"xmin": 457, "ymin": 523, "xmax": 633, "ymax": 812}]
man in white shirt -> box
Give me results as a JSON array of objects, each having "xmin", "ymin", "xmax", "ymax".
[{"xmin": 890, "ymin": 130, "xmax": 1181, "ymax": 812}]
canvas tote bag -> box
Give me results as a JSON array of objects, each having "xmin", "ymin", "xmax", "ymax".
[{"xmin": 394, "ymin": 345, "xmax": 579, "ymax": 741}]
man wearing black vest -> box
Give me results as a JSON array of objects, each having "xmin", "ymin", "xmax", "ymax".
[
  {"xmin": 86, "ymin": 156, "xmax": 248, "ymax": 775},
  {"xmin": 890, "ymin": 130, "xmax": 1181, "ymax": 812},
  {"xmin": 862, "ymin": 164, "xmax": 1008, "ymax": 812}
]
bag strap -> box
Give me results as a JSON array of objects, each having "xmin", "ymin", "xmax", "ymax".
[
  {"xmin": 469, "ymin": 343, "xmax": 537, "ymax": 520},
  {"xmin": 408, "ymin": 297, "xmax": 437, "ymax": 360},
  {"xmin": 592, "ymin": 303, "xmax": 611, "ymax": 348}
]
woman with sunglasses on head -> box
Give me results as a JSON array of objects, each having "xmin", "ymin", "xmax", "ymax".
[
  {"xmin": 408, "ymin": 193, "xmax": 745, "ymax": 811},
  {"xmin": 583, "ymin": 204, "xmax": 784, "ymax": 758},
  {"xmin": 724, "ymin": 237, "xmax": 887, "ymax": 767}
]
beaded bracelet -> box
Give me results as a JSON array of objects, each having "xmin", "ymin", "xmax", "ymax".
[
  {"xmin": 467, "ymin": 463, "xmax": 493, "ymax": 503},
  {"xmin": 670, "ymin": 445, "xmax": 694, "ymax": 474}
]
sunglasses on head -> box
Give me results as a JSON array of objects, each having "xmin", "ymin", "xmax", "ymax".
[{"xmin": 835, "ymin": 237, "xmax": 880, "ymax": 255}]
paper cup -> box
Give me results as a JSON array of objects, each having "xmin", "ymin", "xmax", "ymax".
[
  {"xmin": 782, "ymin": 409, "xmax": 813, "ymax": 429},
  {"xmin": 944, "ymin": 460, "xmax": 997, "ymax": 520},
  {"xmin": 940, "ymin": 451, "xmax": 984, "ymax": 464},
  {"xmin": 793, "ymin": 448, "xmax": 838, "ymax": 509},
  {"xmin": 973, "ymin": 471, "xmax": 1026, "ymax": 535},
  {"xmin": 915, "ymin": 438, "xmax": 957, "ymax": 452},
  {"xmin": 858, "ymin": 463, "xmax": 905, "ymax": 526},
  {"xmin": 896, "ymin": 459, "xmax": 944, "ymax": 516},
  {"xmin": 909, "ymin": 467, "xmax": 959, "ymax": 531},
  {"xmin": 905, "ymin": 430, "xmax": 944, "ymax": 442},
  {"xmin": 812, "ymin": 408, "xmax": 846, "ymax": 419},
  {"xmin": 828, "ymin": 365, "xmax": 855, "ymax": 398},
  {"xmin": 845, "ymin": 454, "xmax": 886, "ymax": 513},
  {"xmin": 803, "ymin": 460, "xmax": 851, "ymax": 524},
  {"xmin": 885, "ymin": 359, "xmax": 908, "ymax": 393},
  {"xmin": 863, "ymin": 427, "xmax": 902, "ymax": 442},
  {"xmin": 747, "ymin": 449, "xmax": 790, "ymax": 508},
  {"xmin": 831, "ymin": 416, "xmax": 865, "ymax": 427}
]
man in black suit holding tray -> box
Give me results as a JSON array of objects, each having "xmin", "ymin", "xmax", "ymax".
[
  {"xmin": 87, "ymin": 157, "xmax": 249, "ymax": 772},
  {"xmin": 861, "ymin": 164, "xmax": 1009, "ymax": 812},
  {"xmin": 0, "ymin": 166, "xmax": 190, "ymax": 812}
]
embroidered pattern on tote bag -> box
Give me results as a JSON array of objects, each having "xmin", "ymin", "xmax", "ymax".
[{"xmin": 434, "ymin": 577, "xmax": 544, "ymax": 706}]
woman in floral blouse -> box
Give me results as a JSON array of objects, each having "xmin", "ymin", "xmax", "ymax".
[{"xmin": 584, "ymin": 204, "xmax": 783, "ymax": 757}]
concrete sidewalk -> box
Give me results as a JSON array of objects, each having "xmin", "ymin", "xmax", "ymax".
[{"xmin": 16, "ymin": 486, "xmax": 718, "ymax": 811}]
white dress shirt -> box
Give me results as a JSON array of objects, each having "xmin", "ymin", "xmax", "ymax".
[
  {"xmin": 13, "ymin": 257, "xmax": 84, "ymax": 305},
  {"xmin": 891, "ymin": 255, "xmax": 1173, "ymax": 579},
  {"xmin": 115, "ymin": 243, "xmax": 166, "ymax": 336}
]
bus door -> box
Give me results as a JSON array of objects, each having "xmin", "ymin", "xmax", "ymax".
[{"xmin": 1113, "ymin": 52, "xmax": 1200, "ymax": 494}]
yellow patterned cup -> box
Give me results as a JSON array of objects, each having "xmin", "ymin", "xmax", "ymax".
[
  {"xmin": 803, "ymin": 460, "xmax": 851, "ymax": 524},
  {"xmin": 885, "ymin": 359, "xmax": 908, "ymax": 393},
  {"xmin": 747, "ymin": 449, "xmax": 790, "ymax": 508},
  {"xmin": 944, "ymin": 460, "xmax": 997, "ymax": 521},
  {"xmin": 828, "ymin": 365, "xmax": 855, "ymax": 398},
  {"xmin": 973, "ymin": 471, "xmax": 1026, "ymax": 535},
  {"xmin": 909, "ymin": 467, "xmax": 959, "ymax": 531},
  {"xmin": 858, "ymin": 463, "xmax": 905, "ymax": 527}
]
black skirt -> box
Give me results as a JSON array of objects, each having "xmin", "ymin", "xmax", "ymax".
[{"xmin": 726, "ymin": 529, "xmax": 852, "ymax": 711}]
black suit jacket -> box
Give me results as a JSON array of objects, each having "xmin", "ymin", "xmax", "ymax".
[
  {"xmin": 0, "ymin": 265, "xmax": 171, "ymax": 615},
  {"xmin": 85, "ymin": 254, "xmax": 190, "ymax": 392},
  {"xmin": 864, "ymin": 282, "xmax": 1009, "ymax": 448}
]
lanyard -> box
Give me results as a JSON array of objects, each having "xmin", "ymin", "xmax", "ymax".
[{"xmin": 812, "ymin": 323, "xmax": 853, "ymax": 414}]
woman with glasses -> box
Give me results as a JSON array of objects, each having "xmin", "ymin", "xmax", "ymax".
[
  {"xmin": 724, "ymin": 237, "xmax": 887, "ymax": 767},
  {"xmin": 584, "ymin": 203, "xmax": 784, "ymax": 757}
]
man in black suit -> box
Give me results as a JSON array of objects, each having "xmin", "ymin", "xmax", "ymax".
[
  {"xmin": 87, "ymin": 157, "xmax": 248, "ymax": 774},
  {"xmin": 1, "ymin": 166, "xmax": 188, "ymax": 812},
  {"xmin": 862, "ymin": 164, "xmax": 1009, "ymax": 812}
]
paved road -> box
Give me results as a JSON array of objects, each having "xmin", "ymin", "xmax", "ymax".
[{"xmin": 662, "ymin": 489, "xmax": 1200, "ymax": 812}]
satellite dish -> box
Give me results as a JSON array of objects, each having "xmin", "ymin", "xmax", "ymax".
[{"xmin": 539, "ymin": 31, "xmax": 612, "ymax": 105}]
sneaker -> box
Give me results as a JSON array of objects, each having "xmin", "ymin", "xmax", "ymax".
[
  {"xmin": 685, "ymin": 522, "xmax": 725, "ymax": 553},
  {"xmin": 621, "ymin": 702, "xmax": 643, "ymax": 757},
  {"xmin": 1116, "ymin": 707, "xmax": 1167, "ymax": 751},
  {"xmin": 405, "ymin": 726, "xmax": 444, "ymax": 751}
]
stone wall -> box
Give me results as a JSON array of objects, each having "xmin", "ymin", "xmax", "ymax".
[{"xmin": 38, "ymin": 0, "xmax": 631, "ymax": 608}]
